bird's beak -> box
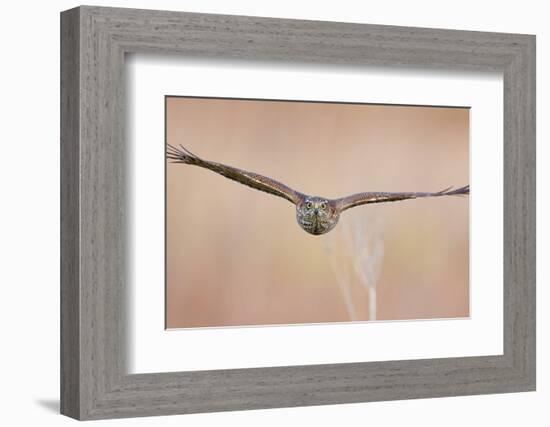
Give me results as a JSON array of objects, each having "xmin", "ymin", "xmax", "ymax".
[{"xmin": 314, "ymin": 208, "xmax": 319, "ymax": 215}]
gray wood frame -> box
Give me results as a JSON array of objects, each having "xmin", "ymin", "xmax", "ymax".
[{"xmin": 60, "ymin": 5, "xmax": 536, "ymax": 420}]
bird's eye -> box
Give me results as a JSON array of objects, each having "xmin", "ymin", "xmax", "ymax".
[
  {"xmin": 320, "ymin": 201, "xmax": 327, "ymax": 209},
  {"xmin": 306, "ymin": 201, "xmax": 312, "ymax": 209}
]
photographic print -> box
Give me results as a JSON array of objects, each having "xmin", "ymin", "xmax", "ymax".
[{"xmin": 166, "ymin": 96, "xmax": 469, "ymax": 329}]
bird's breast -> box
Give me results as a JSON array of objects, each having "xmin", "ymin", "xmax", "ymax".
[{"xmin": 296, "ymin": 211, "xmax": 339, "ymax": 235}]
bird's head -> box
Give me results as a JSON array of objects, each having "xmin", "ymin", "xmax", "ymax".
[{"xmin": 296, "ymin": 196, "xmax": 339, "ymax": 235}]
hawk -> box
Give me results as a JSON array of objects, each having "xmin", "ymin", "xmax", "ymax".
[{"xmin": 167, "ymin": 144, "xmax": 469, "ymax": 236}]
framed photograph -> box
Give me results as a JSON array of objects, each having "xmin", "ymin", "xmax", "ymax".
[{"xmin": 60, "ymin": 6, "xmax": 535, "ymax": 420}]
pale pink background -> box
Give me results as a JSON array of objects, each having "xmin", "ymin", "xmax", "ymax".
[{"xmin": 166, "ymin": 97, "xmax": 469, "ymax": 328}]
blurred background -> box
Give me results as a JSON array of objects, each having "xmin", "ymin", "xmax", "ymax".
[{"xmin": 166, "ymin": 97, "xmax": 469, "ymax": 328}]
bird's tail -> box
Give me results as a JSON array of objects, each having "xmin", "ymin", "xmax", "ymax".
[{"xmin": 166, "ymin": 144, "xmax": 203, "ymax": 165}]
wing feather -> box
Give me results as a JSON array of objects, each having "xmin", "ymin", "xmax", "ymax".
[
  {"xmin": 167, "ymin": 144, "xmax": 304, "ymax": 205},
  {"xmin": 336, "ymin": 185, "xmax": 469, "ymax": 212}
]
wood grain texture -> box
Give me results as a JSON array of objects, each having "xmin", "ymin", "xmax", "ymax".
[
  {"xmin": 60, "ymin": 5, "xmax": 536, "ymax": 420},
  {"xmin": 60, "ymin": 7, "xmax": 80, "ymax": 419}
]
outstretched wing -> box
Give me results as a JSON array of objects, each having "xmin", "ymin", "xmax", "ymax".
[
  {"xmin": 167, "ymin": 144, "xmax": 305, "ymax": 205},
  {"xmin": 336, "ymin": 185, "xmax": 469, "ymax": 212}
]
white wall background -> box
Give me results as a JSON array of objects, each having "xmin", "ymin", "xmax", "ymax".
[{"xmin": 0, "ymin": 0, "xmax": 545, "ymax": 425}]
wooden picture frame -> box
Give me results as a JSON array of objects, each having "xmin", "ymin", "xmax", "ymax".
[{"xmin": 60, "ymin": 5, "xmax": 535, "ymax": 420}]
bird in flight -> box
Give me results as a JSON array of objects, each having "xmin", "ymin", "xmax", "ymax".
[{"xmin": 167, "ymin": 144, "xmax": 469, "ymax": 236}]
